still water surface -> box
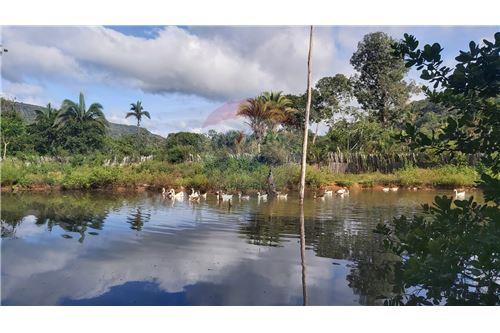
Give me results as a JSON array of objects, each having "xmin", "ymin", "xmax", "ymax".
[{"xmin": 1, "ymin": 189, "xmax": 472, "ymax": 305}]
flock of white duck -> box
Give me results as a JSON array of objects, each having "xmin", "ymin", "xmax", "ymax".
[
  {"xmin": 381, "ymin": 186, "xmax": 467, "ymax": 199},
  {"xmin": 161, "ymin": 187, "xmax": 287, "ymax": 204},
  {"xmin": 161, "ymin": 186, "xmax": 468, "ymax": 203}
]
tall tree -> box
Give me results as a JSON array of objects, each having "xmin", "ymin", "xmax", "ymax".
[
  {"xmin": 126, "ymin": 100, "xmax": 151, "ymax": 146},
  {"xmin": 312, "ymin": 74, "xmax": 353, "ymax": 144},
  {"xmin": 350, "ymin": 32, "xmax": 412, "ymax": 125},
  {"xmin": 30, "ymin": 103, "xmax": 60, "ymax": 154},
  {"xmin": 237, "ymin": 97, "xmax": 270, "ymax": 153},
  {"xmin": 54, "ymin": 92, "xmax": 108, "ymax": 154},
  {"xmin": 0, "ymin": 109, "xmax": 26, "ymax": 159},
  {"xmin": 260, "ymin": 91, "xmax": 294, "ymax": 132},
  {"xmin": 56, "ymin": 92, "xmax": 107, "ymax": 130},
  {"xmin": 299, "ymin": 26, "xmax": 314, "ymax": 203}
]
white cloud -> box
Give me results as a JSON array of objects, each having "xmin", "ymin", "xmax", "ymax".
[
  {"xmin": 1, "ymin": 80, "xmax": 47, "ymax": 105},
  {"xmin": 1, "ymin": 26, "xmax": 338, "ymax": 101}
]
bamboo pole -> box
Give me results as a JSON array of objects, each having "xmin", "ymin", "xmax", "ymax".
[{"xmin": 299, "ymin": 26, "xmax": 314, "ymax": 204}]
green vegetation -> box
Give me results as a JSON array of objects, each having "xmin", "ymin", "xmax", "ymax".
[
  {"xmin": 1, "ymin": 157, "xmax": 478, "ymax": 191},
  {"xmin": 0, "ymin": 31, "xmax": 484, "ymax": 195},
  {"xmin": 375, "ymin": 32, "xmax": 499, "ymax": 305}
]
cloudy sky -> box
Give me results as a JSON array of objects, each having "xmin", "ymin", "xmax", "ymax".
[{"xmin": 1, "ymin": 26, "xmax": 497, "ymax": 136}]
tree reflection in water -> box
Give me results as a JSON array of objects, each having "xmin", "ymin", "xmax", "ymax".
[
  {"xmin": 1, "ymin": 192, "xmax": 141, "ymax": 242},
  {"xmin": 3, "ymin": 191, "xmax": 489, "ymax": 305},
  {"xmin": 126, "ymin": 207, "xmax": 151, "ymax": 231},
  {"xmin": 239, "ymin": 196, "xmax": 398, "ymax": 305}
]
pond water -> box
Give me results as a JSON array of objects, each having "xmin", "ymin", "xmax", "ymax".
[{"xmin": 0, "ymin": 189, "xmax": 477, "ymax": 305}]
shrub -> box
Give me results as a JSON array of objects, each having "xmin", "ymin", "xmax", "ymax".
[
  {"xmin": 1, "ymin": 160, "xmax": 25, "ymax": 185},
  {"xmin": 336, "ymin": 180, "xmax": 354, "ymax": 187}
]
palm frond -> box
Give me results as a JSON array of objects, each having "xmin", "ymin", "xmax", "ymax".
[{"xmin": 78, "ymin": 92, "xmax": 86, "ymax": 115}]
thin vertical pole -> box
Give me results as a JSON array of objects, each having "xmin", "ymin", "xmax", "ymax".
[{"xmin": 299, "ymin": 25, "xmax": 314, "ymax": 204}]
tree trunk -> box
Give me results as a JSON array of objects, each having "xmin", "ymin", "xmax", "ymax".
[
  {"xmin": 137, "ymin": 120, "xmax": 141, "ymax": 152},
  {"xmin": 3, "ymin": 142, "xmax": 8, "ymax": 160},
  {"xmin": 299, "ymin": 26, "xmax": 314, "ymax": 204},
  {"xmin": 312, "ymin": 122, "xmax": 319, "ymax": 145}
]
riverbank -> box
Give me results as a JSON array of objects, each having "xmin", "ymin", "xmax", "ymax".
[{"xmin": 1, "ymin": 158, "xmax": 479, "ymax": 193}]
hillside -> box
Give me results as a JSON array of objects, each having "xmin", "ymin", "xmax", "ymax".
[{"xmin": 0, "ymin": 99, "xmax": 164, "ymax": 140}]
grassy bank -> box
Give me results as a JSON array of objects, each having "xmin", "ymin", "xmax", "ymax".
[{"xmin": 1, "ymin": 157, "xmax": 479, "ymax": 192}]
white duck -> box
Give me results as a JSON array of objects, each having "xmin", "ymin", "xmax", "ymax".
[
  {"xmin": 454, "ymin": 189, "xmax": 466, "ymax": 199},
  {"xmin": 189, "ymin": 189, "xmax": 200, "ymax": 201},
  {"xmin": 336, "ymin": 187, "xmax": 349, "ymax": 195},
  {"xmin": 217, "ymin": 191, "xmax": 233, "ymax": 202},
  {"xmin": 257, "ymin": 192, "xmax": 268, "ymax": 200},
  {"xmin": 382, "ymin": 187, "xmax": 390, "ymax": 192},
  {"xmin": 390, "ymin": 186, "xmax": 399, "ymax": 192},
  {"xmin": 188, "ymin": 188, "xmax": 199, "ymax": 200},
  {"xmin": 238, "ymin": 191, "xmax": 250, "ymax": 200},
  {"xmin": 170, "ymin": 188, "xmax": 184, "ymax": 199},
  {"xmin": 276, "ymin": 192, "xmax": 288, "ymax": 200},
  {"xmin": 323, "ymin": 189, "xmax": 333, "ymax": 196}
]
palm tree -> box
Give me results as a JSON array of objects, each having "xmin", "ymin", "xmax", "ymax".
[
  {"xmin": 237, "ymin": 97, "xmax": 270, "ymax": 153},
  {"xmin": 126, "ymin": 101, "xmax": 151, "ymax": 141},
  {"xmin": 238, "ymin": 92, "xmax": 294, "ymax": 154},
  {"xmin": 34, "ymin": 103, "xmax": 58, "ymax": 124},
  {"xmin": 260, "ymin": 91, "xmax": 294, "ymax": 131},
  {"xmin": 55, "ymin": 92, "xmax": 107, "ymax": 130}
]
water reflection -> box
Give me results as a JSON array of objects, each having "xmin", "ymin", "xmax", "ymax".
[
  {"xmin": 299, "ymin": 204, "xmax": 307, "ymax": 306},
  {"xmin": 126, "ymin": 207, "xmax": 151, "ymax": 231},
  {"xmin": 1, "ymin": 189, "xmax": 468, "ymax": 305}
]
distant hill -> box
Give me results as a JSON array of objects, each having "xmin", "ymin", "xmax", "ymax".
[{"xmin": 0, "ymin": 99, "xmax": 164, "ymax": 140}]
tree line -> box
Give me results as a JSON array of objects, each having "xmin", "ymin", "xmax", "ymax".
[{"xmin": 0, "ymin": 31, "xmax": 477, "ymax": 169}]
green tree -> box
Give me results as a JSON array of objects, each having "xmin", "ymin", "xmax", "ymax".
[
  {"xmin": 350, "ymin": 32, "xmax": 413, "ymax": 126},
  {"xmin": 237, "ymin": 97, "xmax": 270, "ymax": 153},
  {"xmin": 125, "ymin": 100, "xmax": 151, "ymax": 148},
  {"xmin": 286, "ymin": 75, "xmax": 353, "ymax": 145},
  {"xmin": 28, "ymin": 103, "xmax": 59, "ymax": 155},
  {"xmin": 238, "ymin": 92, "xmax": 295, "ymax": 154},
  {"xmin": 34, "ymin": 103, "xmax": 58, "ymax": 123},
  {"xmin": 0, "ymin": 109, "xmax": 27, "ymax": 159},
  {"xmin": 312, "ymin": 74, "xmax": 354, "ymax": 143},
  {"xmin": 54, "ymin": 92, "xmax": 108, "ymax": 154},
  {"xmin": 164, "ymin": 132, "xmax": 208, "ymax": 163},
  {"xmin": 56, "ymin": 92, "xmax": 107, "ymax": 130},
  {"xmin": 375, "ymin": 32, "xmax": 500, "ymax": 305},
  {"xmin": 315, "ymin": 74, "xmax": 353, "ymax": 124},
  {"xmin": 260, "ymin": 91, "xmax": 294, "ymax": 132}
]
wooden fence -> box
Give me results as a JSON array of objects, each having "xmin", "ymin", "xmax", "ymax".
[{"xmin": 325, "ymin": 151, "xmax": 481, "ymax": 174}]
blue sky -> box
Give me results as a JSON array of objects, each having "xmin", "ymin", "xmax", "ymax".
[{"xmin": 1, "ymin": 26, "xmax": 498, "ymax": 136}]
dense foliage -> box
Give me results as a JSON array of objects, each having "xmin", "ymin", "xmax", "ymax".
[
  {"xmin": 375, "ymin": 32, "xmax": 499, "ymax": 305},
  {"xmin": 350, "ymin": 32, "xmax": 415, "ymax": 126}
]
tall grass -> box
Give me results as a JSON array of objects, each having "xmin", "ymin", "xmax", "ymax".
[{"xmin": 0, "ymin": 157, "xmax": 479, "ymax": 191}]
